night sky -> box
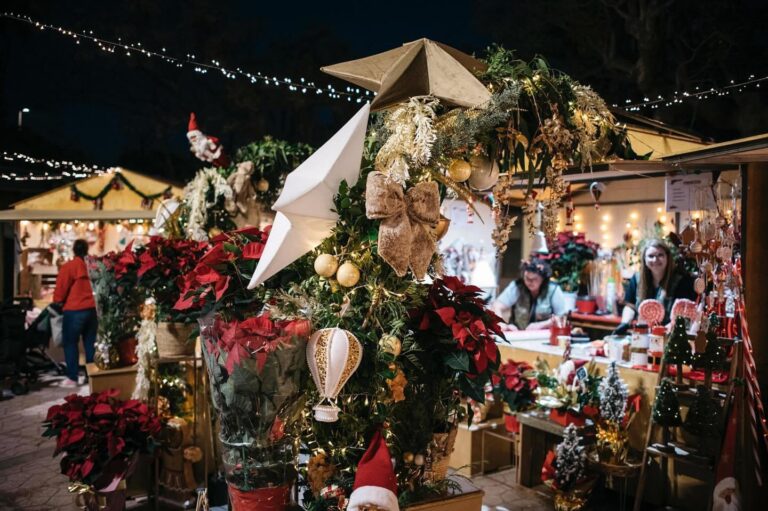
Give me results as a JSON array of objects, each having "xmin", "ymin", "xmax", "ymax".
[{"xmin": 1, "ymin": 0, "xmax": 767, "ymax": 204}]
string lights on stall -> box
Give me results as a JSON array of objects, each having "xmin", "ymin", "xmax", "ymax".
[
  {"xmin": 616, "ymin": 74, "xmax": 768, "ymax": 111},
  {"xmin": 2, "ymin": 151, "xmax": 107, "ymax": 181},
  {"xmin": 0, "ymin": 12, "xmax": 372, "ymax": 104}
]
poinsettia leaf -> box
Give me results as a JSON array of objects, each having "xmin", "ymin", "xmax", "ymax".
[{"xmin": 445, "ymin": 351, "xmax": 469, "ymax": 372}]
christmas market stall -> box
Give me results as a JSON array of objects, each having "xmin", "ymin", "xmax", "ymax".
[{"xmin": 0, "ymin": 167, "xmax": 182, "ymax": 302}]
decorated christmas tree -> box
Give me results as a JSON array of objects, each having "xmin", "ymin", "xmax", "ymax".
[
  {"xmin": 665, "ymin": 316, "xmax": 693, "ymax": 385},
  {"xmin": 555, "ymin": 424, "xmax": 586, "ymax": 491},
  {"xmin": 693, "ymin": 314, "xmax": 727, "ymax": 388},
  {"xmin": 683, "ymin": 385, "xmax": 721, "ymax": 443},
  {"xmin": 652, "ymin": 378, "xmax": 682, "ymax": 448}
]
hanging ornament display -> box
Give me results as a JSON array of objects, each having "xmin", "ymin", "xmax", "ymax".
[
  {"xmin": 306, "ymin": 328, "xmax": 363, "ymax": 422},
  {"xmin": 336, "ymin": 261, "xmax": 361, "ymax": 287},
  {"xmin": 70, "ymin": 172, "xmax": 172, "ymax": 207},
  {"xmin": 447, "ymin": 159, "xmax": 471, "ymax": 182},
  {"xmin": 467, "ymin": 155, "xmax": 500, "ymax": 191},
  {"xmin": 589, "ymin": 181, "xmax": 605, "ymax": 209},
  {"xmin": 314, "ymin": 253, "xmax": 339, "ymax": 278}
]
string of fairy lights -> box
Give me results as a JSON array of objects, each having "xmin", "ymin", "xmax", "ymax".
[
  {"xmin": 618, "ymin": 73, "xmax": 767, "ymax": 111},
  {"xmin": 1, "ymin": 12, "xmax": 766, "ymax": 181},
  {"xmin": 1, "ymin": 151, "xmax": 108, "ymax": 182},
  {"xmin": 0, "ymin": 12, "xmax": 372, "ymax": 103}
]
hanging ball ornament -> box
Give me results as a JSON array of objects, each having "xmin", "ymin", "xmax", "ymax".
[
  {"xmin": 468, "ymin": 155, "xmax": 500, "ymax": 191},
  {"xmin": 336, "ymin": 262, "xmax": 361, "ymax": 288},
  {"xmin": 379, "ymin": 334, "xmax": 402, "ymax": 357},
  {"xmin": 414, "ymin": 454, "xmax": 425, "ymax": 466},
  {"xmin": 314, "ymin": 253, "xmax": 339, "ymax": 278},
  {"xmin": 447, "ymin": 159, "xmax": 472, "ymax": 182},
  {"xmin": 257, "ymin": 178, "xmax": 270, "ymax": 192},
  {"xmin": 403, "ymin": 452, "xmax": 415, "ymax": 464},
  {"xmin": 694, "ymin": 277, "xmax": 706, "ymax": 294}
]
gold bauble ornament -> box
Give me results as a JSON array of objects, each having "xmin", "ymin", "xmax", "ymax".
[
  {"xmin": 256, "ymin": 178, "xmax": 270, "ymax": 192},
  {"xmin": 403, "ymin": 452, "xmax": 415, "ymax": 464},
  {"xmin": 447, "ymin": 159, "xmax": 472, "ymax": 182},
  {"xmin": 208, "ymin": 227, "xmax": 222, "ymax": 238},
  {"xmin": 336, "ymin": 262, "xmax": 360, "ymax": 287},
  {"xmin": 379, "ymin": 334, "xmax": 402, "ymax": 357},
  {"xmin": 430, "ymin": 215, "xmax": 451, "ymax": 241},
  {"xmin": 414, "ymin": 454, "xmax": 425, "ymax": 466},
  {"xmin": 314, "ymin": 253, "xmax": 339, "ymax": 278}
]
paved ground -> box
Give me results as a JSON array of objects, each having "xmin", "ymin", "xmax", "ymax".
[{"xmin": 0, "ymin": 373, "xmax": 555, "ymax": 510}]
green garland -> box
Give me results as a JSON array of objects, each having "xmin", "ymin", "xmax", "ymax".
[{"xmin": 70, "ymin": 171, "xmax": 172, "ymax": 209}]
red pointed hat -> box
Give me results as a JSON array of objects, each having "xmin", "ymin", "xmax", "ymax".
[
  {"xmin": 347, "ymin": 430, "xmax": 399, "ymax": 511},
  {"xmin": 188, "ymin": 112, "xmax": 200, "ymax": 133}
]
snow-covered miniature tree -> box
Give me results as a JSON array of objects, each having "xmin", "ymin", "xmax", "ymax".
[
  {"xmin": 555, "ymin": 424, "xmax": 586, "ymax": 491},
  {"xmin": 598, "ymin": 362, "xmax": 629, "ymax": 425}
]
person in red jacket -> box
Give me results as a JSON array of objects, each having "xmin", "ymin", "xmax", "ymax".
[{"xmin": 53, "ymin": 239, "xmax": 97, "ymax": 387}]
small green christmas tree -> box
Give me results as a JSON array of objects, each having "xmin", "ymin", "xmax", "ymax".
[
  {"xmin": 653, "ymin": 378, "xmax": 682, "ymax": 448},
  {"xmin": 665, "ymin": 316, "xmax": 693, "ymax": 385},
  {"xmin": 683, "ymin": 385, "xmax": 721, "ymax": 442},
  {"xmin": 555, "ymin": 424, "xmax": 586, "ymax": 491},
  {"xmin": 692, "ymin": 314, "xmax": 727, "ymax": 388}
]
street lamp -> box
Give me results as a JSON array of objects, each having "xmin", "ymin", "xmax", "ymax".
[{"xmin": 17, "ymin": 108, "xmax": 30, "ymax": 129}]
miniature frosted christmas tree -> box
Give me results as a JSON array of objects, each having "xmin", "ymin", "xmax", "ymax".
[
  {"xmin": 692, "ymin": 314, "xmax": 727, "ymax": 388},
  {"xmin": 555, "ymin": 424, "xmax": 586, "ymax": 491},
  {"xmin": 598, "ymin": 362, "xmax": 629, "ymax": 425},
  {"xmin": 683, "ymin": 385, "xmax": 721, "ymax": 444},
  {"xmin": 652, "ymin": 378, "xmax": 682, "ymax": 449},
  {"xmin": 665, "ymin": 316, "xmax": 693, "ymax": 385}
]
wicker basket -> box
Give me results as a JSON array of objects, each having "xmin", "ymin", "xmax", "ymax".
[
  {"xmin": 426, "ymin": 426, "xmax": 458, "ymax": 482},
  {"xmin": 156, "ymin": 322, "xmax": 196, "ymax": 358}
]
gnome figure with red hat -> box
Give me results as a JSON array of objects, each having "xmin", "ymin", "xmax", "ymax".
[
  {"xmin": 347, "ymin": 430, "xmax": 400, "ymax": 511},
  {"xmin": 187, "ymin": 112, "xmax": 228, "ymax": 167}
]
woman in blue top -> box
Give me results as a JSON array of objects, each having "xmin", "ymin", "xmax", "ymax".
[{"xmin": 492, "ymin": 260, "xmax": 567, "ymax": 331}]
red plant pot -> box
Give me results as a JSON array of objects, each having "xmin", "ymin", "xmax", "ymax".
[
  {"xmin": 228, "ymin": 485, "xmax": 290, "ymax": 511},
  {"xmin": 581, "ymin": 405, "xmax": 599, "ymax": 420},
  {"xmin": 575, "ymin": 297, "xmax": 597, "ymax": 314},
  {"xmin": 549, "ymin": 409, "xmax": 586, "ymax": 427},
  {"xmin": 549, "ymin": 325, "xmax": 571, "ymax": 346},
  {"xmin": 504, "ymin": 413, "xmax": 520, "ymax": 434}
]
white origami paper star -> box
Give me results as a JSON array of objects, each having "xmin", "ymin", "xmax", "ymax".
[{"xmin": 247, "ymin": 104, "xmax": 371, "ymax": 288}]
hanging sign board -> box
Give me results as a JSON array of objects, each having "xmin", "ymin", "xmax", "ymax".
[{"xmin": 665, "ymin": 174, "xmax": 716, "ymax": 212}]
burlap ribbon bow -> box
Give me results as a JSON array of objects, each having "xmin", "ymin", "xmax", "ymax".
[{"xmin": 365, "ymin": 171, "xmax": 440, "ymax": 279}]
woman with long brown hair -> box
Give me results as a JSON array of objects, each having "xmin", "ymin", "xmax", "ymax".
[{"xmin": 614, "ymin": 238, "xmax": 696, "ymax": 334}]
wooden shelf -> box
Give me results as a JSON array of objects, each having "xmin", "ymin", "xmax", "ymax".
[{"xmin": 645, "ymin": 445, "xmax": 714, "ymax": 469}]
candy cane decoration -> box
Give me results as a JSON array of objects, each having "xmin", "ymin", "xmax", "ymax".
[{"xmin": 638, "ymin": 299, "xmax": 665, "ymax": 326}]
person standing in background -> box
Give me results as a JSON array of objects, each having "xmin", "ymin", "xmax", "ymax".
[
  {"xmin": 492, "ymin": 260, "xmax": 567, "ymax": 331},
  {"xmin": 53, "ymin": 239, "xmax": 96, "ymax": 387}
]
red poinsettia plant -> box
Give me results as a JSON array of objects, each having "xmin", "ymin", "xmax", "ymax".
[
  {"xmin": 174, "ymin": 226, "xmax": 270, "ymax": 317},
  {"xmin": 42, "ymin": 389, "xmax": 162, "ymax": 488},
  {"xmin": 411, "ymin": 276, "xmax": 504, "ymax": 402},
  {"xmin": 135, "ymin": 236, "xmax": 209, "ymax": 321},
  {"xmin": 540, "ymin": 231, "xmax": 600, "ymax": 293},
  {"xmin": 492, "ymin": 359, "xmax": 538, "ymax": 412}
]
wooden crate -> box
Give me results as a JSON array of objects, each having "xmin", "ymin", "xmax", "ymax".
[
  {"xmin": 405, "ymin": 477, "xmax": 483, "ymax": 511},
  {"xmin": 86, "ymin": 363, "xmax": 138, "ymax": 400},
  {"xmin": 449, "ymin": 418, "xmax": 514, "ymax": 476}
]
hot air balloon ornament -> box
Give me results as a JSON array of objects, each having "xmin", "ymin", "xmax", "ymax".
[
  {"xmin": 590, "ymin": 181, "xmax": 606, "ymax": 210},
  {"xmin": 307, "ymin": 328, "xmax": 364, "ymax": 422}
]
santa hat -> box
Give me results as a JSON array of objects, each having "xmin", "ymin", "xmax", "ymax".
[
  {"xmin": 347, "ymin": 430, "xmax": 399, "ymax": 511},
  {"xmin": 188, "ymin": 112, "xmax": 202, "ymax": 134}
]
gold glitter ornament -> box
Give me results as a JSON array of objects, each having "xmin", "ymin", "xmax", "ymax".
[
  {"xmin": 403, "ymin": 452, "xmax": 415, "ymax": 464},
  {"xmin": 431, "ymin": 215, "xmax": 451, "ymax": 241},
  {"xmin": 336, "ymin": 262, "xmax": 361, "ymax": 287},
  {"xmin": 379, "ymin": 334, "xmax": 402, "ymax": 357},
  {"xmin": 447, "ymin": 159, "xmax": 471, "ymax": 182},
  {"xmin": 314, "ymin": 253, "xmax": 339, "ymax": 278},
  {"xmin": 307, "ymin": 328, "xmax": 363, "ymax": 422},
  {"xmin": 256, "ymin": 178, "xmax": 270, "ymax": 192}
]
